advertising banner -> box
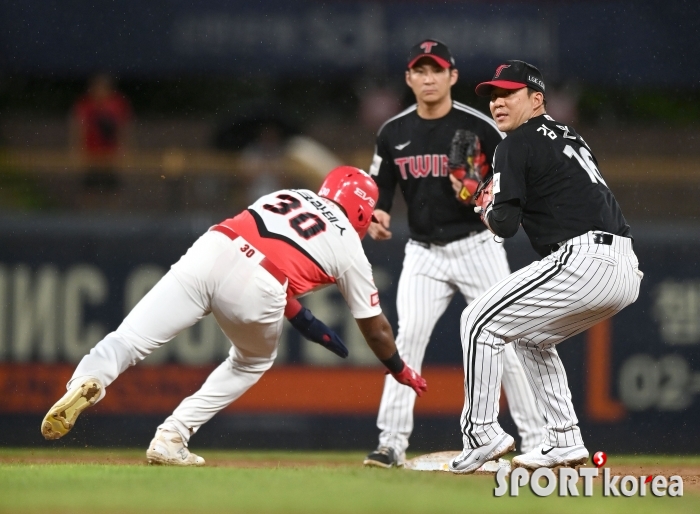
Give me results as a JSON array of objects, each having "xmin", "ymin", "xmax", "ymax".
[{"xmin": 0, "ymin": 217, "xmax": 698, "ymax": 452}]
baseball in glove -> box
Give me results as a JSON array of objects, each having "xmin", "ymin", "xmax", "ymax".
[
  {"xmin": 448, "ymin": 130, "xmax": 489, "ymax": 203},
  {"xmin": 473, "ymin": 174, "xmax": 495, "ymax": 232}
]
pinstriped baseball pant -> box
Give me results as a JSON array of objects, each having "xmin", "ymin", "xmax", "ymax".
[
  {"xmin": 459, "ymin": 232, "xmax": 643, "ymax": 449},
  {"xmin": 377, "ymin": 231, "xmax": 544, "ymax": 458}
]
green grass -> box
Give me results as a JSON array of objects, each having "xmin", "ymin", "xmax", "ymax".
[{"xmin": 0, "ymin": 449, "xmax": 697, "ymax": 513}]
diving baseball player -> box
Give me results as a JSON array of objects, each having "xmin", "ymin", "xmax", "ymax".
[
  {"xmin": 364, "ymin": 39, "xmax": 543, "ymax": 468},
  {"xmin": 448, "ymin": 61, "xmax": 643, "ymax": 474},
  {"xmin": 41, "ymin": 166, "xmax": 428, "ymax": 465}
]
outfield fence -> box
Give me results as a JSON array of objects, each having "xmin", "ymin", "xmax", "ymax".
[{"xmin": 0, "ymin": 217, "xmax": 698, "ymax": 453}]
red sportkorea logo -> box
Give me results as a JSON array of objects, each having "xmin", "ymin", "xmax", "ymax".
[
  {"xmin": 420, "ymin": 41, "xmax": 437, "ymax": 53},
  {"xmin": 593, "ymin": 451, "xmax": 607, "ymax": 467},
  {"xmin": 493, "ymin": 64, "xmax": 510, "ymax": 78}
]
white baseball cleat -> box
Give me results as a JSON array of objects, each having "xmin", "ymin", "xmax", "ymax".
[
  {"xmin": 512, "ymin": 444, "xmax": 589, "ymax": 470},
  {"xmin": 404, "ymin": 451, "xmax": 511, "ymax": 475},
  {"xmin": 146, "ymin": 429, "xmax": 205, "ymax": 467},
  {"xmin": 41, "ymin": 378, "xmax": 103, "ymax": 440},
  {"xmin": 449, "ymin": 433, "xmax": 515, "ymax": 475}
]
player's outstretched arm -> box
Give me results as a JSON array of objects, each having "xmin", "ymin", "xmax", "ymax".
[
  {"xmin": 355, "ymin": 313, "xmax": 428, "ymax": 397},
  {"xmin": 285, "ymin": 297, "xmax": 349, "ymax": 358},
  {"xmin": 367, "ymin": 209, "xmax": 392, "ymax": 240}
]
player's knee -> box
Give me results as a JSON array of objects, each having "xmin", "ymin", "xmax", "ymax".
[
  {"xmin": 459, "ymin": 302, "xmax": 482, "ymax": 329},
  {"xmin": 226, "ymin": 347, "xmax": 276, "ymax": 373}
]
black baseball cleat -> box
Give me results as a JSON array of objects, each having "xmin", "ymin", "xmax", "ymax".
[{"xmin": 363, "ymin": 446, "xmax": 403, "ymax": 468}]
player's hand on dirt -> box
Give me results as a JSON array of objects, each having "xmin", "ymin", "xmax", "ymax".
[
  {"xmin": 368, "ymin": 209, "xmax": 392, "ymax": 240},
  {"xmin": 288, "ymin": 306, "xmax": 349, "ymax": 358},
  {"xmin": 391, "ymin": 362, "xmax": 428, "ymax": 397}
]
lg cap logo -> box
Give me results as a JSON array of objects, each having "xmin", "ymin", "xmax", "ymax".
[
  {"xmin": 493, "ymin": 64, "xmax": 510, "ymax": 78},
  {"xmin": 420, "ymin": 41, "xmax": 437, "ymax": 53}
]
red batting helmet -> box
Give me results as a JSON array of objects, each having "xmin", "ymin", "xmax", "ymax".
[{"xmin": 318, "ymin": 166, "xmax": 378, "ymax": 239}]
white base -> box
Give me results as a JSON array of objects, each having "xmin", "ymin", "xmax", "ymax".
[{"xmin": 404, "ymin": 451, "xmax": 511, "ymax": 475}]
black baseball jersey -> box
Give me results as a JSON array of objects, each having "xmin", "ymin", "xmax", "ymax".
[
  {"xmin": 492, "ymin": 113, "xmax": 631, "ymax": 256},
  {"xmin": 369, "ymin": 102, "xmax": 504, "ymax": 243}
]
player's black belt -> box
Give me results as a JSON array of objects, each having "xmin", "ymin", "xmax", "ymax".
[
  {"xmin": 592, "ymin": 233, "xmax": 614, "ymax": 245},
  {"xmin": 549, "ymin": 232, "xmax": 614, "ymax": 254},
  {"xmin": 210, "ymin": 224, "xmax": 287, "ymax": 285}
]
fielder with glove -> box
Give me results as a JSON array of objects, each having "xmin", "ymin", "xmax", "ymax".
[
  {"xmin": 448, "ymin": 59, "xmax": 641, "ymax": 475},
  {"xmin": 364, "ymin": 39, "xmax": 544, "ymax": 469}
]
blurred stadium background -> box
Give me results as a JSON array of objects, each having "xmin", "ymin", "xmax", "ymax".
[{"xmin": 0, "ymin": 0, "xmax": 699, "ymax": 455}]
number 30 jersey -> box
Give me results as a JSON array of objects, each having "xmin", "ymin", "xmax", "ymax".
[
  {"xmin": 492, "ymin": 114, "xmax": 631, "ymax": 256},
  {"xmin": 219, "ymin": 189, "xmax": 382, "ymax": 319}
]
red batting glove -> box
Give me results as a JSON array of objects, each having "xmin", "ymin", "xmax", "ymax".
[{"xmin": 391, "ymin": 362, "xmax": 428, "ymax": 397}]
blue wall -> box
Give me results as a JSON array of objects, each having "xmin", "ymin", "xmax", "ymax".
[{"xmin": 1, "ymin": 1, "xmax": 698, "ymax": 86}]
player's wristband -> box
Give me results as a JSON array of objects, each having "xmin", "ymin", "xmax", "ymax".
[
  {"xmin": 381, "ymin": 351, "xmax": 405, "ymax": 374},
  {"xmin": 284, "ymin": 297, "xmax": 303, "ymax": 318}
]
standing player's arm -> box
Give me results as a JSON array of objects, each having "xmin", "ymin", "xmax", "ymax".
[
  {"xmin": 368, "ymin": 209, "xmax": 391, "ymax": 240},
  {"xmin": 356, "ymin": 314, "xmax": 428, "ymax": 397},
  {"xmin": 285, "ymin": 296, "xmax": 349, "ymax": 358},
  {"xmin": 368, "ymin": 133, "xmax": 396, "ymax": 241},
  {"xmin": 449, "ymin": 173, "xmax": 465, "ymax": 197}
]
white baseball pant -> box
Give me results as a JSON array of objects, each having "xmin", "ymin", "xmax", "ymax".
[
  {"xmin": 459, "ymin": 232, "xmax": 642, "ymax": 449},
  {"xmin": 68, "ymin": 230, "xmax": 287, "ymax": 443},
  {"xmin": 377, "ymin": 231, "xmax": 544, "ymax": 458}
]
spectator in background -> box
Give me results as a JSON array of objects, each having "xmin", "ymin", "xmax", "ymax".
[
  {"xmin": 214, "ymin": 112, "xmax": 344, "ymax": 208},
  {"xmin": 240, "ymin": 122, "xmax": 286, "ymax": 203},
  {"xmin": 70, "ymin": 74, "xmax": 132, "ymax": 204},
  {"xmin": 358, "ymin": 82, "xmax": 402, "ymax": 133},
  {"xmin": 544, "ymin": 82, "xmax": 581, "ymax": 126}
]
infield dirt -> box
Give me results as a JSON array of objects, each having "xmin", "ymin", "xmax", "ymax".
[{"xmin": 2, "ymin": 448, "xmax": 700, "ymax": 490}]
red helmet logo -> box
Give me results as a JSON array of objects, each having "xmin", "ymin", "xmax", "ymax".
[
  {"xmin": 318, "ymin": 166, "xmax": 378, "ymax": 239},
  {"xmin": 354, "ymin": 187, "xmax": 376, "ymax": 207}
]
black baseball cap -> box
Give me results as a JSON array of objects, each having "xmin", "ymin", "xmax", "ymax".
[
  {"xmin": 407, "ymin": 39, "xmax": 455, "ymax": 69},
  {"xmin": 475, "ymin": 60, "xmax": 545, "ymax": 96}
]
